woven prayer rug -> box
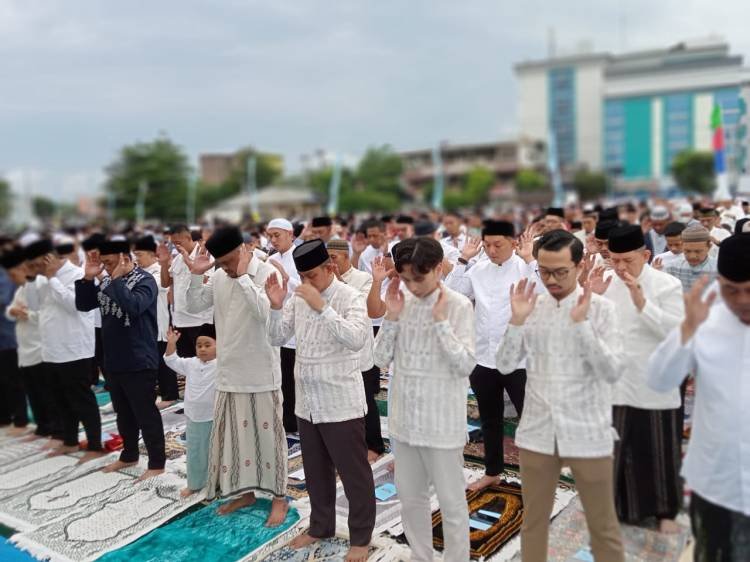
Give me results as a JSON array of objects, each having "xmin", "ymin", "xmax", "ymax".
[
  {"xmin": 98, "ymin": 498, "xmax": 302, "ymax": 562},
  {"xmin": 0, "ymin": 439, "xmax": 52, "ymax": 473},
  {"xmin": 255, "ymin": 535, "xmax": 409, "ymax": 562},
  {"xmin": 463, "ymin": 436, "xmax": 521, "ymax": 468},
  {"xmin": 139, "ymin": 430, "xmax": 187, "ymax": 461},
  {"xmin": 11, "ymin": 470, "xmax": 205, "ymax": 562}
]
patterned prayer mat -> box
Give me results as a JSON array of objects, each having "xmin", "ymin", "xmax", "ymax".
[
  {"xmin": 463, "ymin": 435, "xmax": 521, "ymax": 467},
  {"xmin": 98, "ymin": 498, "xmax": 301, "ymax": 562},
  {"xmin": 256, "ymin": 535, "xmax": 409, "ymax": 562},
  {"xmin": 139, "ymin": 430, "xmax": 187, "ymax": 461},
  {"xmin": 0, "ymin": 439, "xmax": 53, "ymax": 473},
  {"xmin": 286, "ymin": 454, "xmax": 307, "ymax": 500},
  {"xmin": 11, "ymin": 470, "xmax": 205, "ymax": 562}
]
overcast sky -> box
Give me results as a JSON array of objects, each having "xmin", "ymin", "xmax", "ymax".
[{"xmin": 1, "ymin": 0, "xmax": 748, "ymax": 201}]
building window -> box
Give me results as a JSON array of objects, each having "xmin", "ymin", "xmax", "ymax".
[
  {"xmin": 663, "ymin": 93, "xmax": 692, "ymax": 174},
  {"xmin": 604, "ymin": 99, "xmax": 625, "ymax": 172},
  {"xmin": 548, "ymin": 67, "xmax": 576, "ymax": 167}
]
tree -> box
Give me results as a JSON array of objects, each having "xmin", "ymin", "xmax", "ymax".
[
  {"xmin": 671, "ymin": 150, "xmax": 715, "ymax": 195},
  {"xmin": 339, "ymin": 190, "xmax": 400, "ymax": 213},
  {"xmin": 514, "ymin": 169, "xmax": 548, "ymax": 193},
  {"xmin": 33, "ymin": 196, "xmax": 57, "ymax": 220},
  {"xmin": 0, "ymin": 178, "xmax": 11, "ymax": 224},
  {"xmin": 222, "ymin": 147, "xmax": 284, "ymax": 195},
  {"xmin": 356, "ymin": 145, "xmax": 404, "ymax": 196},
  {"xmin": 463, "ymin": 166, "xmax": 495, "ymax": 206},
  {"xmin": 572, "ymin": 169, "xmax": 607, "ymax": 201},
  {"xmin": 104, "ymin": 136, "xmax": 192, "ymax": 221}
]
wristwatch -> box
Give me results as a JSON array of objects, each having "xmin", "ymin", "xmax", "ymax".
[{"xmin": 457, "ymin": 257, "xmax": 469, "ymax": 266}]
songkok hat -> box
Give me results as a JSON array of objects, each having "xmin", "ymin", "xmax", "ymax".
[
  {"xmin": 681, "ymin": 224, "xmax": 710, "ymax": 243},
  {"xmin": 664, "ymin": 222, "xmax": 686, "ymax": 237},
  {"xmin": 598, "ymin": 207, "xmax": 619, "ymax": 222},
  {"xmin": 55, "ymin": 243, "xmax": 75, "ymax": 255},
  {"xmin": 545, "ymin": 207, "xmax": 564, "ymax": 218},
  {"xmin": 267, "ymin": 218, "xmax": 293, "ymax": 231},
  {"xmin": 718, "ymin": 234, "xmax": 750, "ymax": 282},
  {"xmin": 0, "ymin": 247, "xmax": 26, "ymax": 270},
  {"xmin": 482, "ymin": 220, "xmax": 515, "ymax": 238},
  {"xmin": 607, "ymin": 224, "xmax": 645, "ymax": 253},
  {"xmin": 293, "ymin": 239, "xmax": 329, "ymax": 272},
  {"xmin": 205, "ymin": 226, "xmax": 242, "ymax": 259},
  {"xmin": 24, "ymin": 239, "xmax": 54, "ymax": 260},
  {"xmin": 326, "ymin": 239, "xmax": 350, "ymax": 252},
  {"xmin": 395, "ymin": 215, "xmax": 414, "ymax": 225},
  {"xmin": 311, "ymin": 216, "xmax": 333, "ymax": 228},
  {"xmin": 735, "ymin": 218, "xmax": 750, "ymax": 235},
  {"xmin": 414, "ymin": 221, "xmax": 437, "ymax": 236},
  {"xmin": 133, "ymin": 235, "xmax": 157, "ymax": 253},
  {"xmin": 594, "ymin": 219, "xmax": 621, "ymax": 240},
  {"xmin": 82, "ymin": 233, "xmax": 106, "ymax": 252},
  {"xmin": 197, "ymin": 323, "xmax": 216, "ymax": 341},
  {"xmin": 651, "ymin": 205, "xmax": 670, "ymax": 221},
  {"xmin": 99, "ymin": 240, "xmax": 131, "ymax": 255}
]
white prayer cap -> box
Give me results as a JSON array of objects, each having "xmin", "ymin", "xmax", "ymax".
[
  {"xmin": 110, "ymin": 234, "xmax": 128, "ymax": 241},
  {"xmin": 53, "ymin": 234, "xmax": 75, "ymax": 245},
  {"xmin": 675, "ymin": 202, "xmax": 694, "ymax": 223},
  {"xmin": 650, "ymin": 205, "xmax": 670, "ymax": 221},
  {"xmin": 267, "ymin": 218, "xmax": 293, "ymax": 231},
  {"xmin": 18, "ymin": 231, "xmax": 40, "ymax": 247}
]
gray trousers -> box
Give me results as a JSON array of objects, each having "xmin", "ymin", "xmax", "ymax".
[{"xmin": 391, "ymin": 439, "xmax": 469, "ymax": 562}]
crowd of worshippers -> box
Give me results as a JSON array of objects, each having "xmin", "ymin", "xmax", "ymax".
[{"xmin": 0, "ymin": 198, "xmax": 749, "ymax": 562}]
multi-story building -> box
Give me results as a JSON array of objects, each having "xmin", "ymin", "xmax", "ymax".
[
  {"xmin": 199, "ymin": 150, "xmax": 283, "ymax": 186},
  {"xmin": 516, "ymin": 37, "xmax": 750, "ymax": 192}
]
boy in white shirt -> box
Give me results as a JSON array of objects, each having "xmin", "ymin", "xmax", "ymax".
[{"xmin": 164, "ymin": 324, "xmax": 217, "ymax": 497}]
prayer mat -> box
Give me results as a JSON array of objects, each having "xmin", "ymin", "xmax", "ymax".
[
  {"xmin": 98, "ymin": 498, "xmax": 301, "ymax": 562},
  {"xmin": 0, "ymin": 537, "xmax": 37, "ymax": 562},
  {"xmin": 139, "ymin": 430, "xmax": 187, "ymax": 461},
  {"xmin": 11, "ymin": 470, "xmax": 205, "ymax": 562},
  {"xmin": 286, "ymin": 454, "xmax": 308, "ymax": 500},
  {"xmin": 375, "ymin": 389, "xmax": 388, "ymax": 417},
  {"xmin": 256, "ymin": 535, "xmax": 409, "ymax": 562},
  {"xmin": 463, "ymin": 436, "xmax": 521, "ymax": 468},
  {"xmin": 0, "ymin": 439, "xmax": 52, "ymax": 473}
]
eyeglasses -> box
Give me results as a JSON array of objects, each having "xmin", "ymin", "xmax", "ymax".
[{"xmin": 536, "ymin": 266, "xmax": 575, "ymax": 281}]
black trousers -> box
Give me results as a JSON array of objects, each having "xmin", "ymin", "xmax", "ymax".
[
  {"xmin": 174, "ymin": 325, "xmax": 204, "ymax": 358},
  {"xmin": 0, "ymin": 348, "xmax": 27, "ymax": 427},
  {"xmin": 298, "ymin": 416, "xmax": 375, "ymax": 546},
  {"xmin": 156, "ymin": 341, "xmax": 179, "ymax": 401},
  {"xmin": 691, "ymin": 492, "xmax": 750, "ymax": 562},
  {"xmin": 21, "ymin": 363, "xmax": 58, "ymax": 436},
  {"xmin": 280, "ymin": 347, "xmax": 297, "ymax": 433},
  {"xmin": 92, "ymin": 327, "xmax": 106, "ymax": 385},
  {"xmin": 362, "ymin": 366, "xmax": 385, "ymax": 454},
  {"xmin": 47, "ymin": 358, "xmax": 102, "ymax": 450},
  {"xmin": 469, "ymin": 365, "xmax": 526, "ymax": 476},
  {"xmin": 108, "ymin": 369, "xmax": 166, "ymax": 469}
]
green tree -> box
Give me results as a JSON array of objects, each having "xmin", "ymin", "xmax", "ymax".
[
  {"xmin": 572, "ymin": 169, "xmax": 607, "ymax": 201},
  {"xmin": 0, "ymin": 178, "xmax": 11, "ymax": 224},
  {"xmin": 104, "ymin": 136, "xmax": 191, "ymax": 221},
  {"xmin": 463, "ymin": 166, "xmax": 495, "ymax": 205},
  {"xmin": 671, "ymin": 150, "xmax": 715, "ymax": 195},
  {"xmin": 33, "ymin": 196, "xmax": 57, "ymax": 220},
  {"xmin": 514, "ymin": 169, "xmax": 548, "ymax": 193},
  {"xmin": 356, "ymin": 145, "xmax": 404, "ymax": 196},
  {"xmin": 222, "ymin": 147, "xmax": 284, "ymax": 194},
  {"xmin": 339, "ymin": 190, "xmax": 400, "ymax": 213}
]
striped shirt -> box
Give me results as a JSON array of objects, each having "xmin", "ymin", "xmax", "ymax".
[
  {"xmin": 665, "ymin": 255, "xmax": 718, "ymax": 292},
  {"xmin": 496, "ymin": 287, "xmax": 623, "ymax": 458},
  {"xmin": 268, "ymin": 277, "xmax": 369, "ymax": 423}
]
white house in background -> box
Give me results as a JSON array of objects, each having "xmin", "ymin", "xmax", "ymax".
[{"xmin": 203, "ymin": 185, "xmax": 322, "ymax": 223}]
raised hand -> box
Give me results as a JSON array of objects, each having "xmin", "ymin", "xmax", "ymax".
[
  {"xmin": 166, "ymin": 326, "xmax": 181, "ymax": 345},
  {"xmin": 84, "ymin": 253, "xmax": 104, "ymax": 281},
  {"xmin": 570, "ymin": 282, "xmax": 593, "ymax": 323},
  {"xmin": 384, "ymin": 277, "xmax": 405, "ymax": 321},
  {"xmin": 156, "ymin": 242, "xmax": 171, "ymax": 265},
  {"xmin": 8, "ymin": 306, "xmax": 29, "ymax": 321},
  {"xmin": 42, "ymin": 255, "xmax": 60, "ymax": 279},
  {"xmin": 432, "ymin": 284, "xmax": 449, "ymax": 322},
  {"xmin": 331, "ymin": 260, "xmax": 342, "ymax": 281},
  {"xmin": 295, "ymin": 282, "xmax": 325, "ymax": 312},
  {"xmin": 588, "ymin": 265, "xmax": 612, "ymax": 295},
  {"xmin": 681, "ymin": 275, "xmax": 717, "ymax": 344},
  {"xmin": 508, "ymin": 278, "xmax": 538, "ymax": 326},
  {"xmin": 351, "ymin": 236, "xmax": 367, "ymax": 254},
  {"xmin": 622, "ymin": 272, "xmax": 646, "ymax": 311},
  {"xmin": 372, "ymin": 256, "xmax": 391, "ymax": 284},
  {"xmin": 652, "ymin": 256, "xmax": 663, "ymax": 271},
  {"xmin": 516, "ymin": 229, "xmax": 534, "ymax": 263},
  {"xmin": 235, "ymin": 244, "xmax": 252, "ymax": 277},
  {"xmin": 265, "ymin": 273, "xmax": 288, "ymax": 310},
  {"xmin": 578, "ymin": 253, "xmax": 596, "ymax": 287},
  {"xmin": 268, "ymin": 259, "xmax": 290, "ymax": 284},
  {"xmin": 110, "ymin": 254, "xmax": 129, "ymax": 280},
  {"xmin": 189, "ymin": 246, "xmax": 214, "ymax": 275},
  {"xmin": 460, "ymin": 236, "xmax": 483, "ymax": 261},
  {"xmin": 585, "ymin": 232, "xmax": 598, "ymax": 255}
]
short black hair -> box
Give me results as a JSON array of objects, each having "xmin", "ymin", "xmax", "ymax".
[
  {"xmin": 393, "ymin": 237, "xmax": 444, "ymax": 275},
  {"xmin": 664, "ymin": 222, "xmax": 687, "ymax": 237},
  {"xmin": 533, "ymin": 229, "xmax": 584, "ymax": 264},
  {"xmin": 444, "ymin": 210, "xmax": 463, "ymax": 219},
  {"xmin": 362, "ymin": 219, "xmax": 385, "ymax": 233},
  {"xmin": 170, "ymin": 224, "xmax": 190, "ymax": 235}
]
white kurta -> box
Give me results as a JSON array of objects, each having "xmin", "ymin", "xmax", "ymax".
[{"xmin": 340, "ymin": 266, "xmax": 376, "ymax": 372}]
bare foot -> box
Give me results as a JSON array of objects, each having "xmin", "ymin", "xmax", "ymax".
[
  {"xmin": 77, "ymin": 450, "xmax": 108, "ymax": 464},
  {"xmin": 137, "ymin": 468, "xmax": 165, "ymax": 482},
  {"xmin": 47, "ymin": 444, "xmax": 79, "ymax": 457},
  {"xmin": 367, "ymin": 450, "xmax": 381, "ymax": 464},
  {"xmin": 180, "ymin": 487, "xmax": 197, "ymax": 498},
  {"xmin": 8, "ymin": 426, "xmax": 30, "ymax": 437},
  {"xmin": 41, "ymin": 438, "xmax": 64, "ymax": 450},
  {"xmin": 21, "ymin": 433, "xmax": 44, "ymax": 442},
  {"xmin": 156, "ymin": 400, "xmax": 176, "ymax": 410},
  {"xmin": 345, "ymin": 545, "xmax": 369, "ymax": 562},
  {"xmin": 468, "ymin": 473, "xmax": 502, "ymax": 492},
  {"xmin": 264, "ymin": 497, "xmax": 289, "ymax": 527},
  {"xmin": 102, "ymin": 460, "xmax": 138, "ymax": 473},
  {"xmin": 217, "ymin": 493, "xmax": 256, "ymax": 515},
  {"xmin": 289, "ymin": 533, "xmax": 319, "ymax": 550},
  {"xmin": 659, "ymin": 518, "xmax": 681, "ymax": 534}
]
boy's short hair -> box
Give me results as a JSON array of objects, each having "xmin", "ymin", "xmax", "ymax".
[
  {"xmin": 393, "ymin": 237, "xmax": 444, "ymax": 275},
  {"xmin": 533, "ymin": 229, "xmax": 584, "ymax": 264}
]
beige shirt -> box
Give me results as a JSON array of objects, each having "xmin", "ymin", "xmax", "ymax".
[{"xmin": 340, "ymin": 266, "xmax": 375, "ymax": 371}]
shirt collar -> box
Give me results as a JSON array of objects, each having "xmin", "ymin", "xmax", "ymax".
[{"xmin": 246, "ymin": 256, "xmax": 260, "ymax": 277}]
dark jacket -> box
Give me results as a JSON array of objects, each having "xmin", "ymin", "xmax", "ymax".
[{"xmin": 75, "ymin": 267, "xmax": 158, "ymax": 373}]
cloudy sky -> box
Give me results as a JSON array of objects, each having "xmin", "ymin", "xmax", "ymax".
[{"xmin": 1, "ymin": 0, "xmax": 748, "ymax": 201}]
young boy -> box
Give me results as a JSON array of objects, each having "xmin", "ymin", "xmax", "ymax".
[
  {"xmin": 164, "ymin": 324, "xmax": 217, "ymax": 497},
  {"xmin": 373, "ymin": 236, "xmax": 476, "ymax": 562}
]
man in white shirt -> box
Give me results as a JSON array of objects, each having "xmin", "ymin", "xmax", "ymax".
[
  {"xmin": 647, "ymin": 234, "xmax": 750, "ymax": 561},
  {"xmin": 356, "ymin": 218, "xmax": 389, "ymax": 275},
  {"xmin": 157, "ymin": 224, "xmax": 214, "ymax": 358},
  {"xmin": 647, "ymin": 205, "xmax": 671, "ymax": 256},
  {"xmin": 185, "ymin": 226, "xmax": 289, "ymax": 527},
  {"xmin": 266, "ymin": 217, "xmax": 302, "ymax": 433},
  {"xmin": 327, "ymin": 239, "xmax": 384, "ymax": 462},
  {"xmin": 392, "ymin": 215, "xmax": 415, "ymax": 243},
  {"xmin": 444, "ymin": 220, "xmax": 540, "ymax": 492},
  {"xmin": 652, "ymin": 222, "xmax": 686, "ymax": 270},
  {"xmin": 496, "ymin": 230, "xmax": 624, "ymax": 562},
  {"xmin": 698, "ymin": 206, "xmax": 732, "ymax": 247},
  {"xmin": 25, "ymin": 239, "xmax": 102, "ymax": 461},
  {"xmin": 133, "ymin": 235, "xmax": 177, "ymax": 407},
  {"xmin": 310, "ymin": 216, "xmax": 335, "ymax": 243},
  {"xmin": 441, "ymin": 211, "xmax": 466, "ymax": 252},
  {"xmin": 592, "ymin": 224, "xmax": 684, "ymax": 532},
  {"xmin": 266, "ymin": 239, "xmax": 374, "ymax": 562}
]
